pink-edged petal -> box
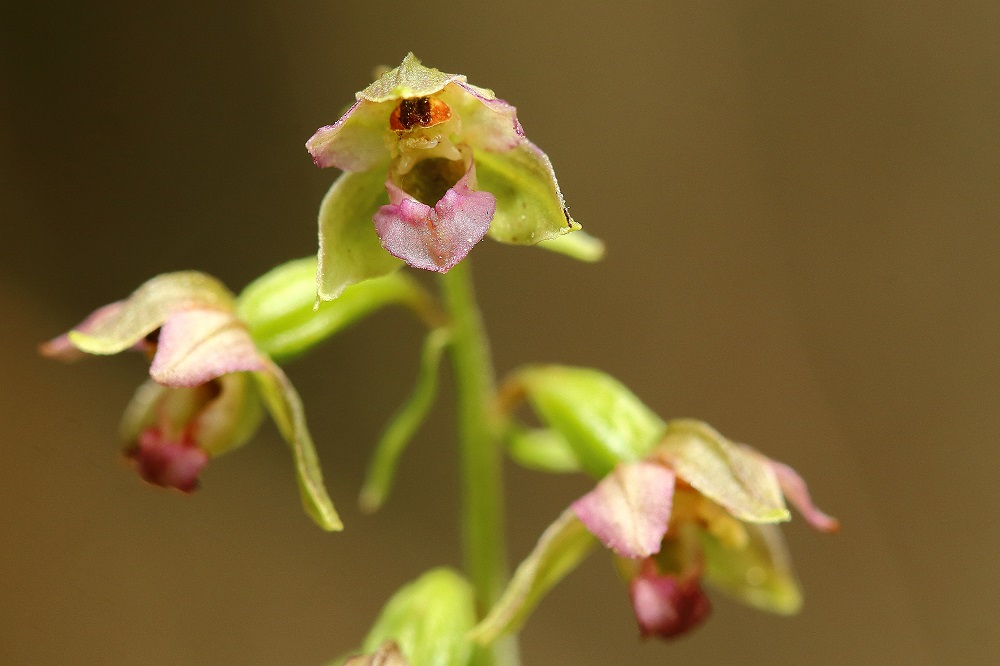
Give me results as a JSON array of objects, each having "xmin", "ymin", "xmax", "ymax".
[
  {"xmin": 769, "ymin": 459, "xmax": 841, "ymax": 533},
  {"xmin": 629, "ymin": 562, "xmax": 712, "ymax": 640},
  {"xmin": 373, "ymin": 164, "xmax": 495, "ymax": 273},
  {"xmin": 306, "ymin": 99, "xmax": 395, "ymax": 172},
  {"xmin": 40, "ymin": 301, "xmax": 127, "ymax": 360},
  {"xmin": 150, "ymin": 308, "xmax": 265, "ymax": 388},
  {"xmin": 127, "ymin": 428, "xmax": 208, "ymax": 493},
  {"xmin": 438, "ymin": 82, "xmax": 524, "ymax": 153},
  {"xmin": 571, "ymin": 461, "xmax": 676, "ymax": 559},
  {"xmin": 55, "ymin": 272, "xmax": 235, "ymax": 357}
]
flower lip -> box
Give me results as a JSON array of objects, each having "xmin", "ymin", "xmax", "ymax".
[
  {"xmin": 630, "ymin": 562, "xmax": 712, "ymax": 639},
  {"xmin": 374, "ymin": 153, "xmax": 495, "ymax": 273},
  {"xmin": 127, "ymin": 427, "xmax": 208, "ymax": 493},
  {"xmin": 390, "ymin": 96, "xmax": 453, "ymax": 132}
]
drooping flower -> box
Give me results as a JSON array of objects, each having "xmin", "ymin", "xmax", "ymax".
[
  {"xmin": 471, "ymin": 366, "xmax": 839, "ymax": 645},
  {"xmin": 307, "ymin": 53, "xmax": 601, "ymax": 300},
  {"xmin": 41, "ymin": 271, "xmax": 342, "ymax": 531},
  {"xmin": 570, "ymin": 425, "xmax": 839, "ymax": 638}
]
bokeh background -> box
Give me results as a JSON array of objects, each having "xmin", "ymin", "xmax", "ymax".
[{"xmin": 2, "ymin": 1, "xmax": 996, "ymax": 663}]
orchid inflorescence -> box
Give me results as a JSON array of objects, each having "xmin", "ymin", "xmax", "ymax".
[{"xmin": 43, "ymin": 54, "xmax": 837, "ymax": 665}]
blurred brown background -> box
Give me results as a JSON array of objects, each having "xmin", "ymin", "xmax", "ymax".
[{"xmin": 2, "ymin": 1, "xmax": 996, "ymax": 663}]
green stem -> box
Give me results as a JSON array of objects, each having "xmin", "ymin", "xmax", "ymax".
[{"xmin": 439, "ymin": 261, "xmax": 519, "ymax": 666}]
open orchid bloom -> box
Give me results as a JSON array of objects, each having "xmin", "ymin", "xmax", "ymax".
[
  {"xmin": 472, "ymin": 366, "xmax": 838, "ymax": 644},
  {"xmin": 307, "ymin": 53, "xmax": 601, "ymax": 299},
  {"xmin": 41, "ymin": 271, "xmax": 342, "ymax": 531}
]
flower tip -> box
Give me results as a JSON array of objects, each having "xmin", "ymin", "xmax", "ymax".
[
  {"xmin": 126, "ymin": 428, "xmax": 208, "ymax": 493},
  {"xmin": 38, "ymin": 335, "xmax": 81, "ymax": 361},
  {"xmin": 358, "ymin": 487, "xmax": 384, "ymax": 515},
  {"xmin": 630, "ymin": 568, "xmax": 712, "ymax": 640}
]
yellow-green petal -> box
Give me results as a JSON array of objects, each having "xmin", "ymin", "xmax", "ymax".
[
  {"xmin": 701, "ymin": 523, "xmax": 803, "ymax": 615},
  {"xmin": 476, "ymin": 140, "xmax": 580, "ymax": 246},
  {"xmin": 656, "ymin": 420, "xmax": 790, "ymax": 524},
  {"xmin": 317, "ymin": 168, "xmax": 402, "ymax": 301}
]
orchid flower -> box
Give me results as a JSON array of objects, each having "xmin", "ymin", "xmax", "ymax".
[
  {"xmin": 572, "ymin": 421, "xmax": 839, "ymax": 638},
  {"xmin": 307, "ymin": 53, "xmax": 602, "ymax": 300},
  {"xmin": 41, "ymin": 271, "xmax": 342, "ymax": 531},
  {"xmin": 472, "ymin": 366, "xmax": 839, "ymax": 644}
]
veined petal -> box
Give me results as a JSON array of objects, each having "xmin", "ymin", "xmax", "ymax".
[
  {"xmin": 476, "ymin": 139, "xmax": 580, "ymax": 245},
  {"xmin": 438, "ymin": 82, "xmax": 523, "ymax": 153},
  {"xmin": 254, "ymin": 362, "xmax": 343, "ymax": 531},
  {"xmin": 317, "ymin": 168, "xmax": 402, "ymax": 301},
  {"xmin": 655, "ymin": 420, "xmax": 790, "ymax": 524},
  {"xmin": 149, "ymin": 308, "xmax": 265, "ymax": 388},
  {"xmin": 306, "ymin": 99, "xmax": 395, "ymax": 172},
  {"xmin": 60, "ymin": 272, "xmax": 235, "ymax": 356},
  {"xmin": 768, "ymin": 458, "xmax": 841, "ymax": 533},
  {"xmin": 357, "ymin": 53, "xmax": 464, "ymax": 103},
  {"xmin": 571, "ymin": 462, "xmax": 675, "ymax": 559},
  {"xmin": 374, "ymin": 164, "xmax": 495, "ymax": 273}
]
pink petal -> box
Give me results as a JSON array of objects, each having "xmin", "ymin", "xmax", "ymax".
[
  {"xmin": 39, "ymin": 301, "xmax": 128, "ymax": 360},
  {"xmin": 306, "ymin": 99, "xmax": 395, "ymax": 172},
  {"xmin": 373, "ymin": 162, "xmax": 495, "ymax": 273},
  {"xmin": 769, "ymin": 459, "xmax": 841, "ymax": 533},
  {"xmin": 571, "ymin": 462, "xmax": 675, "ymax": 559},
  {"xmin": 629, "ymin": 563, "xmax": 712, "ymax": 640},
  {"xmin": 438, "ymin": 82, "xmax": 525, "ymax": 153},
  {"xmin": 128, "ymin": 428, "xmax": 208, "ymax": 493},
  {"xmin": 150, "ymin": 308, "xmax": 265, "ymax": 388}
]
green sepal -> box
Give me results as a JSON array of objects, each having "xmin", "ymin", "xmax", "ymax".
[
  {"xmin": 701, "ymin": 522, "xmax": 803, "ymax": 615},
  {"xmin": 476, "ymin": 141, "xmax": 581, "ymax": 246},
  {"xmin": 359, "ymin": 328, "xmax": 450, "ymax": 513},
  {"xmin": 470, "ymin": 509, "xmax": 596, "ymax": 644},
  {"xmin": 358, "ymin": 53, "xmax": 462, "ymax": 103},
  {"xmin": 358, "ymin": 568, "xmax": 476, "ymax": 666},
  {"xmin": 67, "ymin": 272, "xmax": 234, "ymax": 355},
  {"xmin": 238, "ymin": 256, "xmax": 436, "ymax": 362},
  {"xmin": 505, "ymin": 427, "xmax": 582, "ymax": 474},
  {"xmin": 512, "ymin": 365, "xmax": 665, "ymax": 478},
  {"xmin": 253, "ymin": 363, "xmax": 343, "ymax": 531},
  {"xmin": 317, "ymin": 168, "xmax": 402, "ymax": 302},
  {"xmin": 120, "ymin": 373, "xmax": 264, "ymax": 458},
  {"xmin": 536, "ymin": 230, "xmax": 606, "ymax": 263},
  {"xmin": 655, "ymin": 420, "xmax": 790, "ymax": 524}
]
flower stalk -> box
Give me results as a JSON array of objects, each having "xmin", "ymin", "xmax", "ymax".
[{"xmin": 439, "ymin": 260, "xmax": 518, "ymax": 666}]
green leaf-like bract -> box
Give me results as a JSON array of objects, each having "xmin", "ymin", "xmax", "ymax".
[
  {"xmin": 471, "ymin": 510, "xmax": 596, "ymax": 644},
  {"xmin": 254, "ymin": 363, "xmax": 343, "ymax": 531},
  {"xmin": 360, "ymin": 329, "xmax": 450, "ymax": 513}
]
